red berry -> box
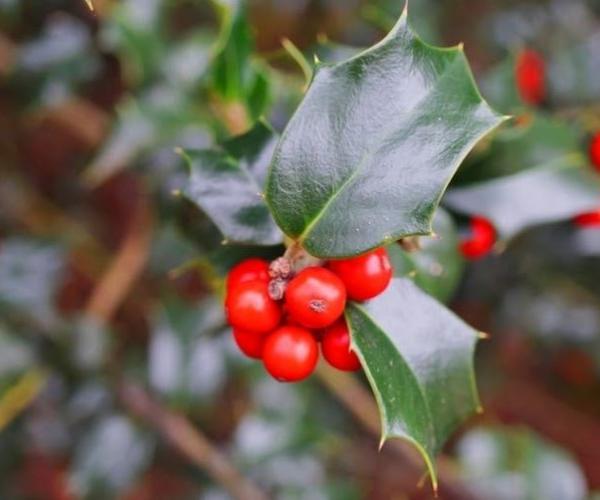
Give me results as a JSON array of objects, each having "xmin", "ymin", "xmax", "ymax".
[
  {"xmin": 574, "ymin": 208, "xmax": 600, "ymax": 227},
  {"xmin": 328, "ymin": 248, "xmax": 392, "ymax": 301},
  {"xmin": 459, "ymin": 216, "xmax": 496, "ymax": 260},
  {"xmin": 515, "ymin": 49, "xmax": 545, "ymax": 106},
  {"xmin": 589, "ymin": 133, "xmax": 600, "ymax": 172},
  {"xmin": 227, "ymin": 258, "xmax": 269, "ymax": 291},
  {"xmin": 262, "ymin": 325, "xmax": 319, "ymax": 382},
  {"xmin": 225, "ymin": 280, "xmax": 281, "ymax": 334},
  {"xmin": 321, "ymin": 320, "xmax": 360, "ymax": 372},
  {"xmin": 232, "ymin": 327, "xmax": 266, "ymax": 359},
  {"xmin": 284, "ymin": 267, "xmax": 346, "ymax": 329}
]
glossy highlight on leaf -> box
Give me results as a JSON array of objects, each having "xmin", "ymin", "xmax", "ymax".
[
  {"xmin": 266, "ymin": 8, "xmax": 506, "ymax": 258},
  {"xmin": 346, "ymin": 278, "xmax": 481, "ymax": 487},
  {"xmin": 180, "ymin": 121, "xmax": 283, "ymax": 246}
]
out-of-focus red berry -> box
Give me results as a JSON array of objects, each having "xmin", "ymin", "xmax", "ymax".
[
  {"xmin": 515, "ymin": 49, "xmax": 545, "ymax": 106},
  {"xmin": 589, "ymin": 132, "xmax": 600, "ymax": 172},
  {"xmin": 459, "ymin": 216, "xmax": 496, "ymax": 260},
  {"xmin": 574, "ymin": 208, "xmax": 600, "ymax": 228}
]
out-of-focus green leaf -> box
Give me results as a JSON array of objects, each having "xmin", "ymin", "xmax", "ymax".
[
  {"xmin": 389, "ymin": 209, "xmax": 464, "ymax": 302},
  {"xmin": 160, "ymin": 31, "xmax": 213, "ymax": 90},
  {"xmin": 85, "ymin": 87, "xmax": 211, "ymax": 185},
  {"xmin": 11, "ymin": 15, "xmax": 99, "ymax": 106},
  {"xmin": 69, "ymin": 414, "xmax": 154, "ymax": 497},
  {"xmin": 455, "ymin": 114, "xmax": 581, "ymax": 185},
  {"xmin": 457, "ymin": 426, "xmax": 587, "ymax": 500},
  {"xmin": 548, "ymin": 34, "xmax": 600, "ymax": 105},
  {"xmin": 266, "ymin": 11, "xmax": 505, "ymax": 258},
  {"xmin": 148, "ymin": 297, "xmax": 227, "ymax": 405},
  {"xmin": 209, "ymin": 2, "xmax": 271, "ymax": 118},
  {"xmin": 445, "ymin": 156, "xmax": 600, "ymax": 240},
  {"xmin": 346, "ymin": 278, "xmax": 481, "ymax": 487},
  {"xmin": 0, "ymin": 238, "xmax": 64, "ymax": 327},
  {"xmin": 181, "ymin": 121, "xmax": 283, "ymax": 246},
  {"xmin": 0, "ymin": 323, "xmax": 34, "ymax": 381},
  {"xmin": 100, "ymin": 0, "xmax": 165, "ymax": 85}
]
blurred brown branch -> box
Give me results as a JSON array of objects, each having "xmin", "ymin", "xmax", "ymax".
[{"xmin": 118, "ymin": 382, "xmax": 268, "ymax": 500}]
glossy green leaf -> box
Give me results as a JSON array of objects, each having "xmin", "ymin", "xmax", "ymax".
[
  {"xmin": 346, "ymin": 278, "xmax": 481, "ymax": 486},
  {"xmin": 445, "ymin": 156, "xmax": 600, "ymax": 239},
  {"xmin": 181, "ymin": 121, "xmax": 283, "ymax": 246},
  {"xmin": 266, "ymin": 10, "xmax": 505, "ymax": 258},
  {"xmin": 457, "ymin": 426, "xmax": 587, "ymax": 500},
  {"xmin": 388, "ymin": 209, "xmax": 464, "ymax": 302}
]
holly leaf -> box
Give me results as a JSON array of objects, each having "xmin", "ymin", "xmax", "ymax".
[
  {"xmin": 388, "ymin": 209, "xmax": 464, "ymax": 302},
  {"xmin": 266, "ymin": 9, "xmax": 506, "ymax": 258},
  {"xmin": 180, "ymin": 121, "xmax": 283, "ymax": 246},
  {"xmin": 346, "ymin": 277, "xmax": 481, "ymax": 487},
  {"xmin": 444, "ymin": 156, "xmax": 600, "ymax": 239}
]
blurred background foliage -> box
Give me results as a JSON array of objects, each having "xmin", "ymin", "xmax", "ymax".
[{"xmin": 0, "ymin": 0, "xmax": 600, "ymax": 498}]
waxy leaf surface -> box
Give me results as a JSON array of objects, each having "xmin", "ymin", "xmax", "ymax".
[
  {"xmin": 181, "ymin": 122, "xmax": 283, "ymax": 246},
  {"xmin": 266, "ymin": 11, "xmax": 505, "ymax": 257},
  {"xmin": 346, "ymin": 278, "xmax": 480, "ymax": 486}
]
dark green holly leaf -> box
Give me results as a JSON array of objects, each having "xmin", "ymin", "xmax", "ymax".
[
  {"xmin": 445, "ymin": 156, "xmax": 600, "ymax": 239},
  {"xmin": 181, "ymin": 121, "xmax": 283, "ymax": 246},
  {"xmin": 388, "ymin": 209, "xmax": 464, "ymax": 302},
  {"xmin": 457, "ymin": 426, "xmax": 587, "ymax": 500},
  {"xmin": 266, "ymin": 11, "xmax": 505, "ymax": 258},
  {"xmin": 346, "ymin": 278, "xmax": 481, "ymax": 486}
]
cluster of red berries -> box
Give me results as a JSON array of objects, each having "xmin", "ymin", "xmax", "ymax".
[{"xmin": 224, "ymin": 249, "xmax": 393, "ymax": 382}]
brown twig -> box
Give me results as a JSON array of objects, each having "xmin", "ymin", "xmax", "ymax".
[
  {"xmin": 316, "ymin": 364, "xmax": 481, "ymax": 500},
  {"xmin": 83, "ymin": 197, "xmax": 152, "ymax": 322},
  {"xmin": 119, "ymin": 382, "xmax": 268, "ymax": 500}
]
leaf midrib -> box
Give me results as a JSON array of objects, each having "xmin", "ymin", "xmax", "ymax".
[{"xmin": 297, "ymin": 48, "xmax": 465, "ymax": 245}]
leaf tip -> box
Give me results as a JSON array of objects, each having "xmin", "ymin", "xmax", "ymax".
[
  {"xmin": 84, "ymin": 0, "xmax": 94, "ymax": 11},
  {"xmin": 174, "ymin": 147, "xmax": 185, "ymax": 156},
  {"xmin": 477, "ymin": 331, "xmax": 491, "ymax": 340}
]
